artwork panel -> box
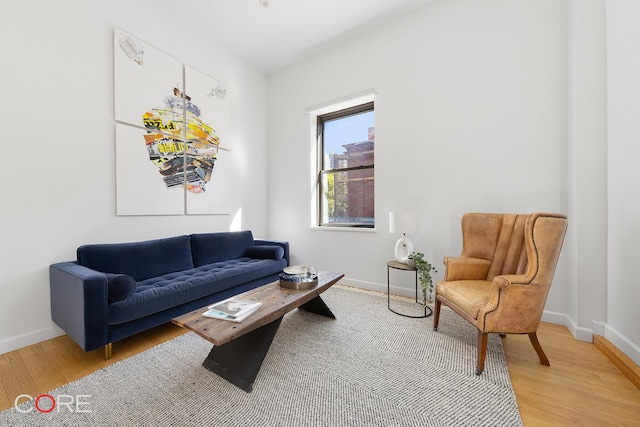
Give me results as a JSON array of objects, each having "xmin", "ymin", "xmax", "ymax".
[
  {"xmin": 183, "ymin": 66, "xmax": 232, "ymax": 214},
  {"xmin": 186, "ymin": 148, "xmax": 233, "ymax": 214},
  {"xmin": 184, "ymin": 65, "xmax": 231, "ymax": 143},
  {"xmin": 116, "ymin": 123, "xmax": 184, "ymax": 215},
  {"xmin": 114, "ymin": 29, "xmax": 183, "ymax": 127}
]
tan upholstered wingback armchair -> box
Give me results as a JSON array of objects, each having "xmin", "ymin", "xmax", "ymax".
[{"xmin": 433, "ymin": 212, "xmax": 568, "ymax": 374}]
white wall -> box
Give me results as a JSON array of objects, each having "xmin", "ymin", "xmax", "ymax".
[
  {"xmin": 2, "ymin": 0, "xmax": 638, "ymax": 367},
  {"xmin": 606, "ymin": 0, "xmax": 640, "ymax": 365},
  {"xmin": 268, "ymin": 0, "xmax": 637, "ymax": 360},
  {"xmin": 0, "ymin": 0, "xmax": 269, "ymax": 354},
  {"xmin": 566, "ymin": 0, "xmax": 608, "ymax": 341},
  {"xmin": 268, "ymin": 0, "xmax": 570, "ymax": 300},
  {"xmin": 268, "ymin": 0, "xmax": 640, "ymax": 365}
]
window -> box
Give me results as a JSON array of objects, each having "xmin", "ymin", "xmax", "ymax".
[{"xmin": 317, "ymin": 101, "xmax": 374, "ymax": 227}]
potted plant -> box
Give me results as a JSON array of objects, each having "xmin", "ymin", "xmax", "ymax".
[{"xmin": 408, "ymin": 251, "xmax": 437, "ymax": 305}]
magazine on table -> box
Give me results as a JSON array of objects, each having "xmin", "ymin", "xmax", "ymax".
[
  {"xmin": 203, "ymin": 305, "xmax": 261, "ymax": 322},
  {"xmin": 203, "ymin": 297, "xmax": 262, "ymax": 322}
]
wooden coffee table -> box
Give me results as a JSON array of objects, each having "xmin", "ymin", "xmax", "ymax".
[{"xmin": 172, "ymin": 271, "xmax": 344, "ymax": 392}]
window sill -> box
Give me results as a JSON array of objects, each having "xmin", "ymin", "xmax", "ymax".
[{"xmin": 310, "ymin": 226, "xmax": 376, "ymax": 233}]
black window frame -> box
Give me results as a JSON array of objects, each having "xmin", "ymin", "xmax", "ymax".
[{"xmin": 317, "ymin": 101, "xmax": 375, "ymax": 228}]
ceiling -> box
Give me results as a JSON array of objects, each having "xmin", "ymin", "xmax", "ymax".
[{"xmin": 158, "ymin": 0, "xmax": 436, "ymax": 74}]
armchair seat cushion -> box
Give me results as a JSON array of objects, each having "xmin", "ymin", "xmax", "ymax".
[{"xmin": 436, "ymin": 280, "xmax": 492, "ymax": 320}]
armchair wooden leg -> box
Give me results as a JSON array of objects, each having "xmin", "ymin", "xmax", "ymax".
[
  {"xmin": 476, "ymin": 331, "xmax": 488, "ymax": 375},
  {"xmin": 104, "ymin": 343, "xmax": 112, "ymax": 360},
  {"xmin": 528, "ymin": 332, "xmax": 550, "ymax": 366},
  {"xmin": 433, "ymin": 299, "xmax": 441, "ymax": 331}
]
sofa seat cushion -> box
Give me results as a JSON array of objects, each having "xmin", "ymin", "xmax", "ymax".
[{"xmin": 107, "ymin": 257, "xmax": 286, "ymax": 325}]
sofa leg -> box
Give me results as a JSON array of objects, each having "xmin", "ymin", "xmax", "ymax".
[{"xmin": 104, "ymin": 343, "xmax": 112, "ymax": 360}]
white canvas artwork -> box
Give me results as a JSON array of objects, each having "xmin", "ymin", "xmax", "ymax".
[
  {"xmin": 115, "ymin": 123, "xmax": 184, "ymax": 215},
  {"xmin": 184, "ymin": 65, "xmax": 232, "ymax": 215},
  {"xmin": 114, "ymin": 29, "xmax": 231, "ymax": 215}
]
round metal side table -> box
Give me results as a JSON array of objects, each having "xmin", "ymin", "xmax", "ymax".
[{"xmin": 387, "ymin": 260, "xmax": 433, "ymax": 318}]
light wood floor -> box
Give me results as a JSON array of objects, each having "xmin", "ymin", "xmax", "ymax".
[
  {"xmin": 502, "ymin": 323, "xmax": 640, "ymax": 426},
  {"xmin": 1, "ymin": 320, "xmax": 639, "ymax": 425}
]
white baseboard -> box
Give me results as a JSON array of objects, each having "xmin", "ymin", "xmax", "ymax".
[
  {"xmin": 591, "ymin": 320, "xmax": 606, "ymax": 336},
  {"xmin": 350, "ymin": 280, "xmax": 640, "ymax": 365},
  {"xmin": 4, "ymin": 281, "xmax": 639, "ymax": 368},
  {"xmin": 0, "ymin": 325, "xmax": 63, "ymax": 356},
  {"xmin": 603, "ymin": 324, "xmax": 640, "ymax": 367},
  {"xmin": 541, "ymin": 310, "xmax": 593, "ymax": 342},
  {"xmin": 540, "ymin": 310, "xmax": 640, "ymax": 366},
  {"xmin": 346, "ymin": 282, "xmax": 603, "ymax": 344},
  {"xmin": 339, "ymin": 277, "xmax": 418, "ymax": 299},
  {"xmin": 347, "ymin": 279, "xmax": 605, "ymax": 344}
]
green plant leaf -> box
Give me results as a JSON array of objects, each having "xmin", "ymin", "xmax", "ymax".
[{"xmin": 409, "ymin": 251, "xmax": 437, "ymax": 307}]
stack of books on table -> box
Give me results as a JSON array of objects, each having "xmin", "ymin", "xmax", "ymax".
[{"xmin": 203, "ymin": 298, "xmax": 262, "ymax": 322}]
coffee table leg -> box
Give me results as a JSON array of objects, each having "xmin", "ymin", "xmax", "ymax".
[
  {"xmin": 202, "ymin": 317, "xmax": 283, "ymax": 392},
  {"xmin": 299, "ymin": 295, "xmax": 335, "ymax": 319}
]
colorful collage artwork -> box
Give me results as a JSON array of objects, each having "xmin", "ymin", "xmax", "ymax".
[{"xmin": 114, "ymin": 29, "xmax": 231, "ymax": 215}]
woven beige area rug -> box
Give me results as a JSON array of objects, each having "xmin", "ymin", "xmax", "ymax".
[{"xmin": 1, "ymin": 286, "xmax": 522, "ymax": 426}]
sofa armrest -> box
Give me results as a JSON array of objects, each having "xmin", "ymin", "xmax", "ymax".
[
  {"xmin": 254, "ymin": 239, "xmax": 290, "ymax": 266},
  {"xmin": 49, "ymin": 262, "xmax": 109, "ymax": 352},
  {"xmin": 442, "ymin": 256, "xmax": 491, "ymax": 281}
]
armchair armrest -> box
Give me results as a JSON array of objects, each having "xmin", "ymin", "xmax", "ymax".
[
  {"xmin": 478, "ymin": 274, "xmax": 546, "ymax": 333},
  {"xmin": 254, "ymin": 239, "xmax": 290, "ymax": 266},
  {"xmin": 49, "ymin": 262, "xmax": 109, "ymax": 351},
  {"xmin": 492, "ymin": 274, "xmax": 531, "ymax": 288},
  {"xmin": 443, "ymin": 256, "xmax": 491, "ymax": 281}
]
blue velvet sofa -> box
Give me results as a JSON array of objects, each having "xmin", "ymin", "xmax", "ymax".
[{"xmin": 49, "ymin": 230, "xmax": 289, "ymax": 357}]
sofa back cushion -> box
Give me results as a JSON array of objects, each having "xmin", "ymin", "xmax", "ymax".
[
  {"xmin": 190, "ymin": 231, "xmax": 255, "ymax": 267},
  {"xmin": 77, "ymin": 235, "xmax": 194, "ymax": 281}
]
